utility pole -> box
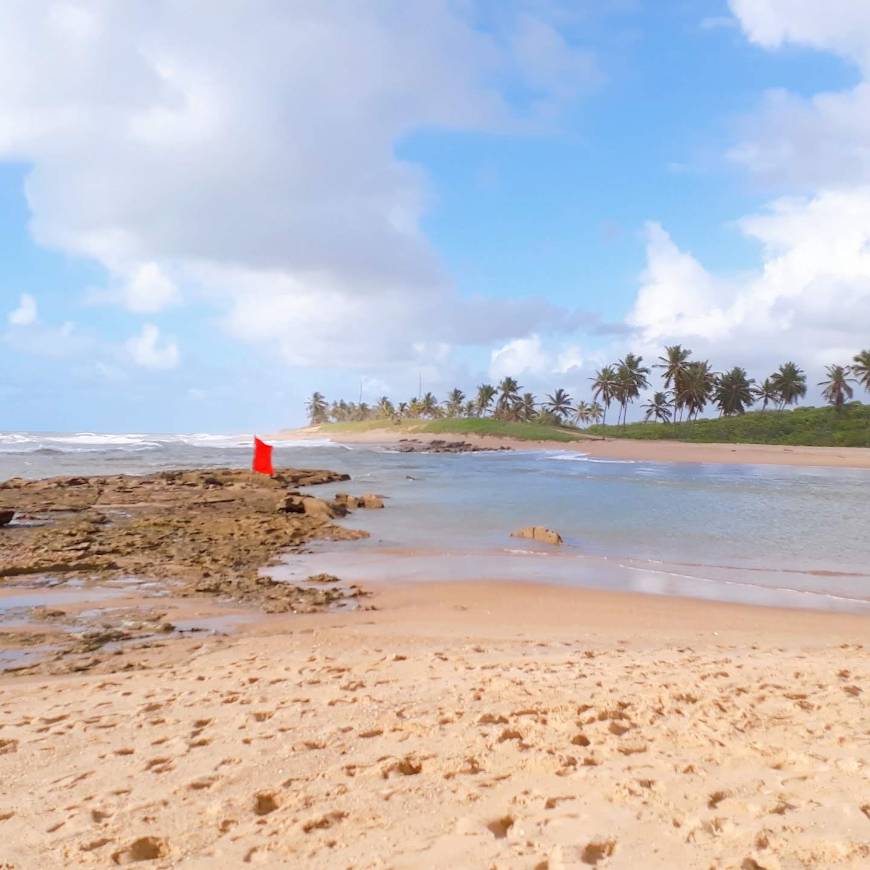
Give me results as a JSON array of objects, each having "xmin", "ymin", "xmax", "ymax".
[{"xmin": 418, "ymin": 371, "xmax": 422, "ymax": 401}]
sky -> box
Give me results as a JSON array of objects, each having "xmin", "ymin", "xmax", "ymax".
[{"xmin": 2, "ymin": 0, "xmax": 870, "ymax": 432}]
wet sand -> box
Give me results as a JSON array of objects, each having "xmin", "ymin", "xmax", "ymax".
[
  {"xmin": 275, "ymin": 426, "xmax": 870, "ymax": 470},
  {"xmin": 1, "ymin": 580, "xmax": 867, "ymax": 868}
]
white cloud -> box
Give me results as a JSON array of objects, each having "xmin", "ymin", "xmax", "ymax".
[
  {"xmin": 728, "ymin": 2, "xmax": 870, "ymax": 189},
  {"xmin": 729, "ymin": 0, "xmax": 870, "ymax": 70},
  {"xmin": 615, "ymin": 1, "xmax": 870, "ymax": 398},
  {"xmin": 8, "ymin": 293, "xmax": 37, "ymax": 326},
  {"xmin": 123, "ymin": 262, "xmax": 179, "ymax": 312},
  {"xmin": 0, "ymin": 1, "xmax": 599, "ymax": 366},
  {"xmin": 628, "ymin": 193, "xmax": 870, "ymax": 377},
  {"xmin": 489, "ymin": 334, "xmax": 550, "ymax": 380},
  {"xmin": 126, "ymin": 323, "xmax": 179, "ymax": 369}
]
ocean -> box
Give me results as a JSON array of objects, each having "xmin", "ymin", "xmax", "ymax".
[{"xmin": 2, "ymin": 432, "xmax": 869, "ymax": 614}]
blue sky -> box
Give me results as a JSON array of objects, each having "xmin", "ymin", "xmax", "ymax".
[{"xmin": 2, "ymin": 1, "xmax": 870, "ymax": 432}]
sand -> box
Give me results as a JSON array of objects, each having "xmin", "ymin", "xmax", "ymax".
[
  {"xmin": 1, "ymin": 580, "xmax": 867, "ymax": 869},
  {"xmin": 275, "ymin": 426, "xmax": 870, "ymax": 470}
]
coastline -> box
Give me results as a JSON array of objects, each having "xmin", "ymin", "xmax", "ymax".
[
  {"xmin": 2, "ymin": 578, "xmax": 867, "ymax": 868},
  {"xmin": 272, "ymin": 425, "xmax": 870, "ymax": 469}
]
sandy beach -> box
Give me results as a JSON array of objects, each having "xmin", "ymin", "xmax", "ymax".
[
  {"xmin": 1, "ymin": 580, "xmax": 868, "ymax": 868},
  {"xmin": 273, "ymin": 426, "xmax": 870, "ymax": 470}
]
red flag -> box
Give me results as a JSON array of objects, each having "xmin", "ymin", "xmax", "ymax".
[{"xmin": 252, "ymin": 436, "xmax": 273, "ymax": 476}]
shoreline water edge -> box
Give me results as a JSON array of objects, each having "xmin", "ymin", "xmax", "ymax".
[{"xmin": 272, "ymin": 425, "xmax": 870, "ymax": 470}]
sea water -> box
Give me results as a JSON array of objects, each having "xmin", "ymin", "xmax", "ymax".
[{"xmin": 2, "ymin": 432, "xmax": 869, "ymax": 613}]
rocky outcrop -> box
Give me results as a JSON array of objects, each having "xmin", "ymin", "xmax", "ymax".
[
  {"xmin": 334, "ymin": 493, "xmax": 385, "ymax": 510},
  {"xmin": 0, "ymin": 468, "xmax": 368, "ymax": 610},
  {"xmin": 510, "ymin": 526, "xmax": 563, "ymax": 545},
  {"xmin": 396, "ymin": 439, "xmax": 511, "ymax": 454},
  {"xmin": 0, "ymin": 510, "xmax": 13, "ymax": 527}
]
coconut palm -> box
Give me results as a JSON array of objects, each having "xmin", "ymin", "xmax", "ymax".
[
  {"xmin": 770, "ymin": 362, "xmax": 806, "ymax": 409},
  {"xmin": 463, "ymin": 400, "xmax": 477, "ymax": 418},
  {"xmin": 397, "ymin": 401, "xmax": 409, "ymax": 418},
  {"xmin": 573, "ymin": 400, "xmax": 593, "ymax": 425},
  {"xmin": 614, "ymin": 353, "xmax": 650, "ymax": 426},
  {"xmin": 590, "ymin": 365, "xmax": 619, "ymax": 426},
  {"xmin": 714, "ymin": 367, "xmax": 755, "ymax": 416},
  {"xmin": 305, "ymin": 392, "xmax": 328, "ymax": 424},
  {"xmin": 851, "ymin": 349, "xmax": 870, "ymax": 394},
  {"xmin": 544, "ymin": 387, "xmax": 572, "ymax": 422},
  {"xmin": 679, "ymin": 361, "xmax": 716, "ymax": 420},
  {"xmin": 753, "ymin": 378, "xmax": 778, "ymax": 411},
  {"xmin": 643, "ymin": 392, "xmax": 672, "ymax": 423},
  {"xmin": 588, "ymin": 401, "xmax": 604, "ymax": 424},
  {"xmin": 419, "ymin": 392, "xmax": 439, "ymax": 418},
  {"xmin": 518, "ymin": 392, "xmax": 538, "ymax": 421},
  {"xmin": 476, "ymin": 383, "xmax": 496, "ymax": 417},
  {"xmin": 376, "ymin": 396, "xmax": 395, "ymax": 419},
  {"xmin": 819, "ymin": 364, "xmax": 856, "ymax": 410},
  {"xmin": 655, "ymin": 345, "xmax": 692, "ymax": 421},
  {"xmin": 495, "ymin": 377, "xmax": 521, "ymax": 420},
  {"xmin": 444, "ymin": 388, "xmax": 465, "ymax": 418}
]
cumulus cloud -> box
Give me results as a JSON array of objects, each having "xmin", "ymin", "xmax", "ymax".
[
  {"xmin": 728, "ymin": 1, "xmax": 870, "ymax": 190},
  {"xmin": 126, "ymin": 323, "xmax": 179, "ymax": 369},
  {"xmin": 7, "ymin": 293, "xmax": 37, "ymax": 326},
  {"xmin": 123, "ymin": 263, "xmax": 179, "ymax": 313},
  {"xmin": 0, "ymin": 0, "xmax": 599, "ymax": 369},
  {"xmin": 729, "ymin": 0, "xmax": 870, "ymax": 70},
  {"xmin": 489, "ymin": 334, "xmax": 586, "ymax": 382},
  {"xmin": 628, "ymin": 193, "xmax": 870, "ymax": 376},
  {"xmin": 614, "ymin": 1, "xmax": 870, "ymax": 399}
]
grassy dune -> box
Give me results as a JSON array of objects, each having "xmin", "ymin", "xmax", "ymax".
[
  {"xmin": 319, "ymin": 418, "xmax": 590, "ymax": 442},
  {"xmin": 588, "ymin": 404, "xmax": 870, "ymax": 447}
]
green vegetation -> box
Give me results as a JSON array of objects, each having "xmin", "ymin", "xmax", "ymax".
[
  {"xmin": 321, "ymin": 417, "xmax": 588, "ymax": 442},
  {"xmin": 588, "ymin": 404, "xmax": 870, "ymax": 447},
  {"xmin": 305, "ymin": 345, "xmax": 870, "ymax": 448}
]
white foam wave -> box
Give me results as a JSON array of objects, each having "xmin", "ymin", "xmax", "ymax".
[
  {"xmin": 0, "ymin": 431, "xmax": 348, "ymax": 454},
  {"xmin": 542, "ymin": 451, "xmax": 590, "ymax": 462}
]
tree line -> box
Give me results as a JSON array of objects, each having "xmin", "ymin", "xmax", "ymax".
[{"xmin": 305, "ymin": 346, "xmax": 870, "ymax": 426}]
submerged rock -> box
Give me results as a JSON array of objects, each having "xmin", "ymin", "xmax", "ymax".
[{"xmin": 510, "ymin": 526, "xmax": 563, "ymax": 545}]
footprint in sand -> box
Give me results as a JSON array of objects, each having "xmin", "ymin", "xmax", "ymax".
[
  {"xmin": 253, "ymin": 791, "xmax": 280, "ymax": 816},
  {"xmin": 111, "ymin": 836, "xmax": 168, "ymax": 865}
]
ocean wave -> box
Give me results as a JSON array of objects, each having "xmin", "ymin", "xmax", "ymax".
[
  {"xmin": 541, "ymin": 451, "xmax": 590, "ymax": 462},
  {"xmin": 0, "ymin": 431, "xmax": 349, "ymax": 454}
]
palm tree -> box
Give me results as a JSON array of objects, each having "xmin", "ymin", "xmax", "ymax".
[
  {"xmin": 463, "ymin": 400, "xmax": 477, "ymax": 418},
  {"xmin": 851, "ymin": 349, "xmax": 870, "ymax": 394},
  {"xmin": 397, "ymin": 401, "xmax": 409, "ymax": 418},
  {"xmin": 476, "ymin": 383, "xmax": 497, "ymax": 417},
  {"xmin": 544, "ymin": 387, "xmax": 572, "ymax": 422},
  {"xmin": 495, "ymin": 377, "xmax": 521, "ymax": 420},
  {"xmin": 655, "ymin": 345, "xmax": 692, "ymax": 421},
  {"xmin": 518, "ymin": 392, "xmax": 538, "ymax": 421},
  {"xmin": 444, "ymin": 388, "xmax": 465, "ymax": 418},
  {"xmin": 420, "ymin": 392, "xmax": 439, "ymax": 418},
  {"xmin": 714, "ymin": 367, "xmax": 755, "ymax": 416},
  {"xmin": 643, "ymin": 392, "xmax": 672, "ymax": 423},
  {"xmin": 306, "ymin": 392, "xmax": 328, "ymax": 424},
  {"xmin": 770, "ymin": 362, "xmax": 806, "ymax": 410},
  {"xmin": 753, "ymin": 378, "xmax": 778, "ymax": 411},
  {"xmin": 573, "ymin": 400, "xmax": 592, "ymax": 425},
  {"xmin": 376, "ymin": 396, "xmax": 395, "ymax": 419},
  {"xmin": 590, "ymin": 365, "xmax": 619, "ymax": 426},
  {"xmin": 588, "ymin": 401, "xmax": 604, "ymax": 424},
  {"xmin": 819, "ymin": 365, "xmax": 856, "ymax": 410},
  {"xmin": 679, "ymin": 361, "xmax": 716, "ymax": 420},
  {"xmin": 614, "ymin": 353, "xmax": 650, "ymax": 426}
]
